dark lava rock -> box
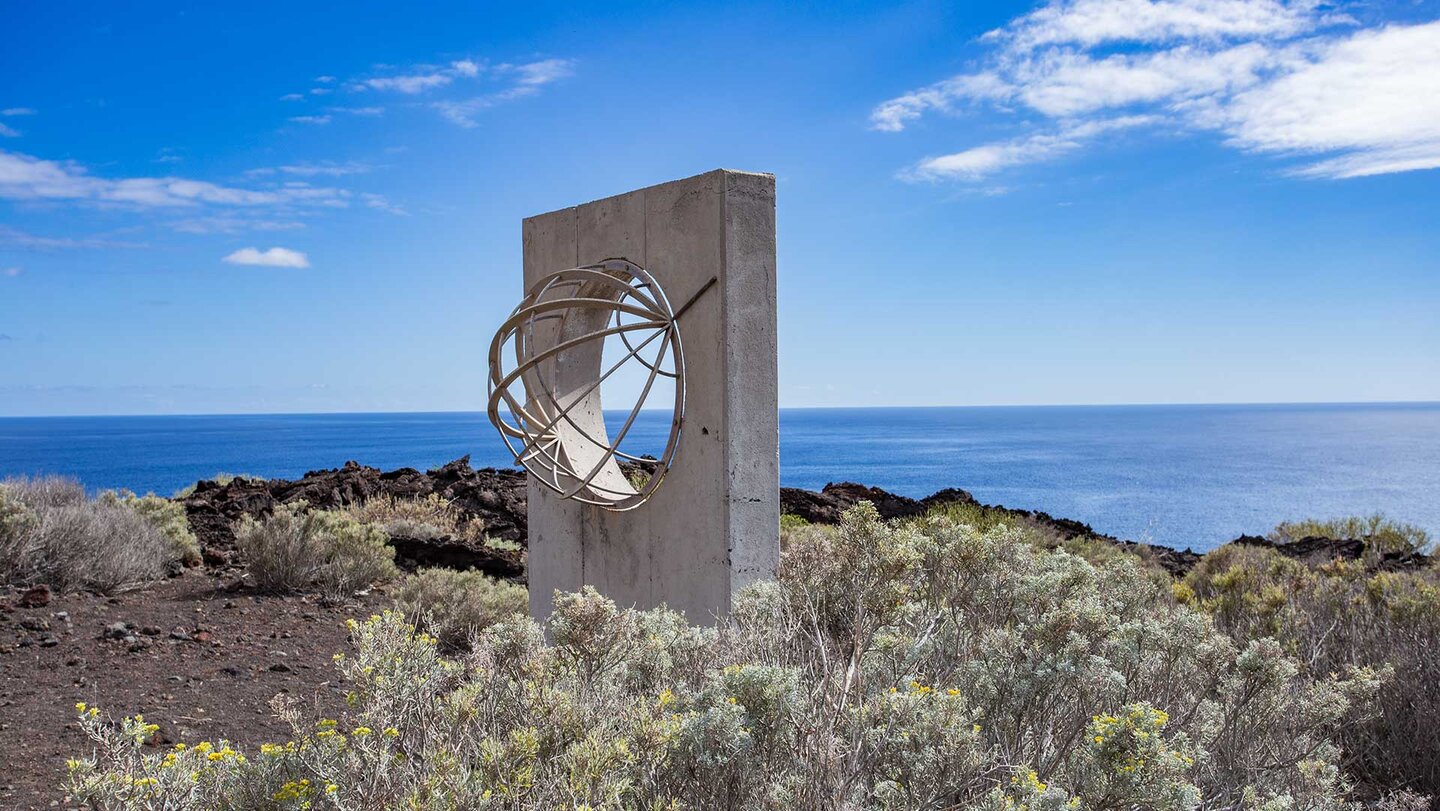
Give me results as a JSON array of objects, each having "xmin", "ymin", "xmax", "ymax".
[
  {"xmin": 180, "ymin": 457, "xmax": 528, "ymax": 554},
  {"xmin": 1229, "ymin": 533, "xmax": 1430, "ymax": 572},
  {"xmin": 17, "ymin": 585, "xmax": 50, "ymax": 608},
  {"xmin": 178, "ymin": 455, "xmax": 1429, "ymax": 583},
  {"xmin": 388, "ymin": 534, "xmax": 525, "ymax": 581}
]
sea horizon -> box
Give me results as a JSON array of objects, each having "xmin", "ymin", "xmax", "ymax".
[{"xmin": 3, "ymin": 398, "xmax": 1437, "ymax": 420}]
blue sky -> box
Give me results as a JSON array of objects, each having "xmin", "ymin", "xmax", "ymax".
[{"xmin": 1, "ymin": 0, "xmax": 1437, "ymax": 416}]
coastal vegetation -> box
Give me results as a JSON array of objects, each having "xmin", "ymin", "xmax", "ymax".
[
  {"xmin": 4, "ymin": 467, "xmax": 1435, "ymax": 807},
  {"xmin": 61, "ymin": 500, "xmax": 1436, "ymax": 810}
]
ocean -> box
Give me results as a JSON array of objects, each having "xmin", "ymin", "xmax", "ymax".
[{"xmin": 1, "ymin": 403, "xmax": 1436, "ymax": 552}]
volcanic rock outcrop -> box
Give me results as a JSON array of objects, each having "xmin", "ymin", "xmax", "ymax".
[{"xmin": 180, "ymin": 458, "xmax": 1426, "ymax": 579}]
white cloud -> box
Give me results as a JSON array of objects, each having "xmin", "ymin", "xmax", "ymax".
[
  {"xmin": 873, "ymin": 1, "xmax": 1440, "ymax": 181},
  {"xmin": 0, "ymin": 148, "xmax": 350, "ymax": 208},
  {"xmin": 280, "ymin": 93, "xmax": 305, "ymax": 101},
  {"xmin": 315, "ymin": 75, "xmax": 337, "ymax": 84},
  {"xmin": 1216, "ymin": 22, "xmax": 1440, "ymax": 176},
  {"xmin": 1, "ymin": 108, "xmax": 36, "ymax": 116},
  {"xmin": 328, "ymin": 106, "xmax": 384, "ymax": 116},
  {"xmin": 989, "ymin": 0, "xmax": 1321, "ymax": 51},
  {"xmin": 0, "ymin": 123, "xmax": 18, "ymax": 138},
  {"xmin": 309, "ymin": 87, "xmax": 332, "ymax": 96},
  {"xmin": 222, "ymin": 246, "xmax": 309, "ymax": 268},
  {"xmin": 2, "ymin": 266, "xmax": 21, "ymax": 277},
  {"xmin": 288, "ymin": 114, "xmax": 332, "ymax": 125}
]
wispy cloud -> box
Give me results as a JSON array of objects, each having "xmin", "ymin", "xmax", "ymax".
[
  {"xmin": 327, "ymin": 106, "xmax": 384, "ymax": 116},
  {"xmin": 432, "ymin": 58, "xmax": 576, "ymax": 127},
  {"xmin": 1, "ymin": 266, "xmax": 21, "ymax": 277},
  {"xmin": 0, "ymin": 225, "xmax": 147, "ymax": 250},
  {"xmin": 0, "ymin": 149, "xmax": 350, "ymax": 208},
  {"xmin": 905, "ymin": 116, "xmax": 1158, "ymax": 180},
  {"xmin": 0, "ymin": 123, "xmax": 19, "ymax": 138},
  {"xmin": 172, "ymin": 217, "xmax": 305, "ymax": 235},
  {"xmin": 510, "ymin": 58, "xmax": 575, "ymax": 87},
  {"xmin": 361, "ymin": 72, "xmax": 456, "ymax": 94},
  {"xmin": 249, "ymin": 161, "xmax": 376, "ymax": 178},
  {"xmin": 286, "ymin": 56, "xmax": 577, "ymax": 127},
  {"xmin": 359, "ymin": 192, "xmax": 406, "ymax": 215},
  {"xmin": 222, "ymin": 246, "xmax": 310, "ymax": 268},
  {"xmin": 873, "ymin": 1, "xmax": 1440, "ymax": 181},
  {"xmin": 1, "ymin": 108, "xmax": 36, "ymax": 116}
]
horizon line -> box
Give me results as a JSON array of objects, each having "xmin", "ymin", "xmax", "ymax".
[{"xmin": 2, "ymin": 399, "xmax": 1438, "ymax": 420}]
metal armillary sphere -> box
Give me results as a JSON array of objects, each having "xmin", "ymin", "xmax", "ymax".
[{"xmin": 487, "ymin": 258, "xmax": 711, "ymax": 511}]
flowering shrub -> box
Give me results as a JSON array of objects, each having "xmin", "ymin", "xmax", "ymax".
[
  {"xmin": 236, "ymin": 502, "xmax": 398, "ymax": 599},
  {"xmin": 68, "ymin": 505, "xmax": 1423, "ymax": 809}
]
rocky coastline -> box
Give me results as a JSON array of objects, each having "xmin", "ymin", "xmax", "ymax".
[{"xmin": 178, "ymin": 456, "xmax": 1430, "ymax": 579}]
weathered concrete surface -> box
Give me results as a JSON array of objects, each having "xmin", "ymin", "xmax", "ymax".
[{"xmin": 521, "ymin": 169, "xmax": 780, "ymax": 623}]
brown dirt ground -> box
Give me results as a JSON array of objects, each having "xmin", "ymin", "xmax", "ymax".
[{"xmin": 0, "ymin": 574, "xmax": 383, "ymax": 810}]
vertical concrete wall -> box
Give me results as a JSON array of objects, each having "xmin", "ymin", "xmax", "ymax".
[{"xmin": 521, "ymin": 169, "xmax": 779, "ymax": 623}]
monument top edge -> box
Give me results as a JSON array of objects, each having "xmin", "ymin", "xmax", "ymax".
[{"xmin": 523, "ymin": 169, "xmax": 774, "ymax": 224}]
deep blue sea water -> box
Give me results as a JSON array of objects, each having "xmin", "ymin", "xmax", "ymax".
[{"xmin": 1, "ymin": 403, "xmax": 1437, "ymax": 552}]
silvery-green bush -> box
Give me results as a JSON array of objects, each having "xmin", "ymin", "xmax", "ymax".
[
  {"xmin": 236, "ymin": 502, "xmax": 399, "ymax": 600},
  {"xmin": 395, "ymin": 567, "xmax": 528, "ymax": 650},
  {"xmin": 0, "ymin": 477, "xmax": 185, "ymax": 592},
  {"xmin": 67, "ymin": 504, "xmax": 1424, "ymax": 810}
]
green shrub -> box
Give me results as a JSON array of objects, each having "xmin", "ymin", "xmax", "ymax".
[
  {"xmin": 236, "ymin": 503, "xmax": 398, "ymax": 599},
  {"xmin": 0, "ymin": 477, "xmax": 177, "ymax": 593},
  {"xmin": 102, "ymin": 490, "xmax": 202, "ymax": 567},
  {"xmin": 1270, "ymin": 513, "xmax": 1432, "ymax": 559},
  {"xmin": 68, "ymin": 504, "xmax": 1416, "ymax": 809},
  {"xmin": 394, "ymin": 568, "xmax": 527, "ymax": 650},
  {"xmin": 172, "ymin": 472, "xmax": 263, "ymax": 499},
  {"xmin": 779, "ymin": 512, "xmax": 810, "ymax": 532}
]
